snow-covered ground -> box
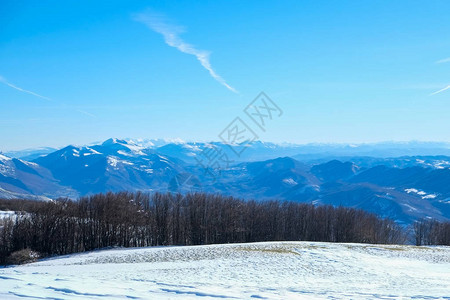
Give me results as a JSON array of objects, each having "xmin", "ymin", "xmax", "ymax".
[
  {"xmin": 0, "ymin": 211, "xmax": 16, "ymax": 219},
  {"xmin": 1, "ymin": 242, "xmax": 449, "ymax": 299}
]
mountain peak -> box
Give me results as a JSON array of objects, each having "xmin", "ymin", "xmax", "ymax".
[
  {"xmin": 0, "ymin": 153, "xmax": 12, "ymax": 162},
  {"xmin": 100, "ymin": 138, "xmax": 145, "ymax": 156},
  {"xmin": 102, "ymin": 138, "xmax": 129, "ymax": 146}
]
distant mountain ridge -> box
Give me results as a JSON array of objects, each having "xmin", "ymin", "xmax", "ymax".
[
  {"xmin": 5, "ymin": 139, "xmax": 450, "ymax": 161},
  {"xmin": 1, "ymin": 138, "xmax": 450, "ymax": 224}
]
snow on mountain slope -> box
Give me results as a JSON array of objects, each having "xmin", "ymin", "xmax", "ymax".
[
  {"xmin": 1, "ymin": 241, "xmax": 449, "ymax": 299},
  {"xmin": 34, "ymin": 141, "xmax": 188, "ymax": 195},
  {"xmin": 0, "ymin": 187, "xmax": 51, "ymax": 201},
  {"xmin": 0, "ymin": 154, "xmax": 77, "ymax": 199},
  {"xmin": 98, "ymin": 138, "xmax": 146, "ymax": 156},
  {"xmin": 0, "ymin": 154, "xmax": 14, "ymax": 177}
]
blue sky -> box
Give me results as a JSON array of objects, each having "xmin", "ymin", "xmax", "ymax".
[{"xmin": 1, "ymin": 0, "xmax": 449, "ymax": 151}]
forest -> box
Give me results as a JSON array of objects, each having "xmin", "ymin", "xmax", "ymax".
[{"xmin": 0, "ymin": 192, "xmax": 449, "ymax": 265}]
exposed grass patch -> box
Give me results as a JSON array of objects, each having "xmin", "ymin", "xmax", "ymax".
[
  {"xmin": 236, "ymin": 246, "xmax": 300, "ymax": 256},
  {"xmin": 344, "ymin": 244, "xmax": 406, "ymax": 251},
  {"xmin": 372, "ymin": 246, "xmax": 406, "ymax": 251},
  {"xmin": 298, "ymin": 244, "xmax": 328, "ymax": 250}
]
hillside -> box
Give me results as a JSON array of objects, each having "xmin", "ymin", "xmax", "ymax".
[{"xmin": 1, "ymin": 241, "xmax": 449, "ymax": 299}]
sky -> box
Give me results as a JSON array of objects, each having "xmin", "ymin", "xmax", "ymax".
[{"xmin": 1, "ymin": 0, "xmax": 450, "ymax": 151}]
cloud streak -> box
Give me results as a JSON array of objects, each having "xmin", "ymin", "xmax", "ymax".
[
  {"xmin": 76, "ymin": 109, "xmax": 97, "ymax": 118},
  {"xmin": 436, "ymin": 57, "xmax": 450, "ymax": 64},
  {"xmin": 134, "ymin": 12, "xmax": 238, "ymax": 93},
  {"xmin": 0, "ymin": 75, "xmax": 96, "ymax": 118},
  {"xmin": 0, "ymin": 76, "xmax": 53, "ymax": 102},
  {"xmin": 430, "ymin": 85, "xmax": 450, "ymax": 96}
]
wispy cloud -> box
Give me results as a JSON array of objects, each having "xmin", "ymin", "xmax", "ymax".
[
  {"xmin": 0, "ymin": 75, "xmax": 96, "ymax": 117},
  {"xmin": 76, "ymin": 109, "xmax": 96, "ymax": 118},
  {"xmin": 430, "ymin": 85, "xmax": 450, "ymax": 96},
  {"xmin": 0, "ymin": 76, "xmax": 53, "ymax": 102},
  {"xmin": 134, "ymin": 11, "xmax": 238, "ymax": 93},
  {"xmin": 436, "ymin": 57, "xmax": 450, "ymax": 64}
]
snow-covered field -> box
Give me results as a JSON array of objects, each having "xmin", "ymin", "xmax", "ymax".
[{"xmin": 1, "ymin": 242, "xmax": 449, "ymax": 299}]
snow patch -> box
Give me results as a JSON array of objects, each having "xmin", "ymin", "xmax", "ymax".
[
  {"xmin": 0, "ymin": 154, "xmax": 12, "ymax": 161},
  {"xmin": 107, "ymin": 157, "xmax": 119, "ymax": 168},
  {"xmin": 1, "ymin": 242, "xmax": 449, "ymax": 299},
  {"xmin": 107, "ymin": 156, "xmax": 133, "ymax": 169},
  {"xmin": 83, "ymin": 147, "xmax": 102, "ymax": 156},
  {"xmin": 0, "ymin": 210, "xmax": 16, "ymax": 219},
  {"xmin": 282, "ymin": 178, "xmax": 298, "ymax": 185},
  {"xmin": 405, "ymin": 188, "xmax": 438, "ymax": 200},
  {"xmin": 117, "ymin": 150, "xmax": 132, "ymax": 157}
]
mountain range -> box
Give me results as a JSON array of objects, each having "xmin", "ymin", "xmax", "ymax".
[{"xmin": 1, "ymin": 138, "xmax": 450, "ymax": 224}]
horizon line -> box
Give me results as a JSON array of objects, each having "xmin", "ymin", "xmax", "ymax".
[{"xmin": 3, "ymin": 138, "xmax": 450, "ymax": 153}]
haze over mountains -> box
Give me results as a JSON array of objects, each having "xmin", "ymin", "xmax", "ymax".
[{"xmin": 1, "ymin": 138, "xmax": 450, "ymax": 224}]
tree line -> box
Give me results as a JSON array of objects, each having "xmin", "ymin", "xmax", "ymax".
[
  {"xmin": 413, "ymin": 218, "xmax": 450, "ymax": 246},
  {"xmin": 0, "ymin": 192, "xmax": 446, "ymax": 265}
]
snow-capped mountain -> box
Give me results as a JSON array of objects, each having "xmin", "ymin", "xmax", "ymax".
[
  {"xmin": 1, "ymin": 138, "xmax": 450, "ymax": 224},
  {"xmin": 152, "ymin": 140, "xmax": 450, "ymax": 164},
  {"xmin": 34, "ymin": 138, "xmax": 188, "ymax": 195}
]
